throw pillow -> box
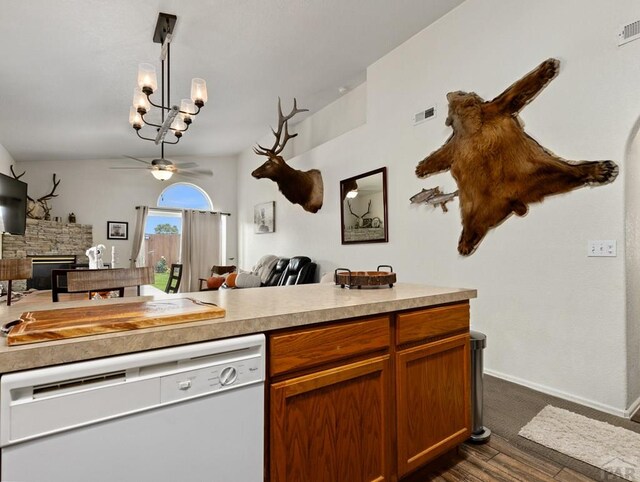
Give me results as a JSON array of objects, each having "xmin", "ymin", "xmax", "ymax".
[
  {"xmin": 206, "ymin": 276, "xmax": 225, "ymax": 290},
  {"xmin": 235, "ymin": 272, "xmax": 262, "ymax": 288},
  {"xmin": 225, "ymin": 273, "xmax": 238, "ymax": 288}
]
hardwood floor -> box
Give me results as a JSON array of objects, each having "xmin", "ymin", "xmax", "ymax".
[{"xmin": 405, "ymin": 434, "xmax": 599, "ymax": 482}]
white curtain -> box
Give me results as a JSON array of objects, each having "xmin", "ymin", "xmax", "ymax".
[
  {"xmin": 130, "ymin": 206, "xmax": 148, "ymax": 268},
  {"xmin": 180, "ymin": 210, "xmax": 222, "ymax": 292}
]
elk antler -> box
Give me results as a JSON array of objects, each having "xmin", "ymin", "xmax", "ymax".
[
  {"xmin": 254, "ymin": 97, "xmax": 308, "ymax": 157},
  {"xmin": 38, "ymin": 174, "xmax": 61, "ymax": 202},
  {"xmin": 10, "ymin": 165, "xmax": 34, "ymax": 201},
  {"xmin": 348, "ymin": 199, "xmax": 371, "ymax": 220},
  {"xmin": 10, "ymin": 165, "xmax": 25, "ymax": 180}
]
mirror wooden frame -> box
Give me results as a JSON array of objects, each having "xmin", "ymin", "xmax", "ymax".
[{"xmin": 340, "ymin": 167, "xmax": 388, "ymax": 245}]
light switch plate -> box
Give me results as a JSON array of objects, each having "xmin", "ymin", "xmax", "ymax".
[{"xmin": 588, "ymin": 240, "xmax": 617, "ymax": 257}]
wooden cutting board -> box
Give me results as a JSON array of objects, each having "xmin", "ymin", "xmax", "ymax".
[{"xmin": 4, "ymin": 298, "xmax": 226, "ymax": 346}]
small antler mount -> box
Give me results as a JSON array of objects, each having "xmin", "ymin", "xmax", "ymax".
[{"xmin": 10, "ymin": 165, "xmax": 61, "ymax": 220}]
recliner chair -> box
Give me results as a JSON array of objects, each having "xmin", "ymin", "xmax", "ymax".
[
  {"xmin": 264, "ymin": 258, "xmax": 290, "ymax": 286},
  {"xmin": 277, "ymin": 256, "xmax": 316, "ymax": 286}
]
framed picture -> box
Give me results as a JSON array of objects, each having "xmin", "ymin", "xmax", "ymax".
[
  {"xmin": 107, "ymin": 221, "xmax": 128, "ymax": 240},
  {"xmin": 254, "ymin": 201, "xmax": 275, "ymax": 234}
]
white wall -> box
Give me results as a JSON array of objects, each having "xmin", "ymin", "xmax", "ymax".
[
  {"xmin": 0, "ymin": 142, "xmax": 14, "ymax": 175},
  {"xmin": 16, "ymin": 156, "xmax": 238, "ymax": 268},
  {"xmin": 237, "ymin": 0, "xmax": 640, "ymax": 414},
  {"xmin": 625, "ymin": 123, "xmax": 640, "ymax": 412}
]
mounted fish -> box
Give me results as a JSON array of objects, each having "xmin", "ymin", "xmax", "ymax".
[
  {"xmin": 415, "ymin": 58, "xmax": 618, "ymax": 255},
  {"xmin": 409, "ymin": 187, "xmax": 443, "ymax": 204},
  {"xmin": 252, "ymin": 98, "xmax": 324, "ymax": 213},
  {"xmin": 410, "ymin": 187, "xmax": 458, "ymax": 212}
]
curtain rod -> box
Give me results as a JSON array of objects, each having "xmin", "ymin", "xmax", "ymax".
[{"xmin": 136, "ymin": 206, "xmax": 231, "ymax": 216}]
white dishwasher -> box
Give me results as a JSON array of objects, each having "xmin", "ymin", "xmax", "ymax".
[{"xmin": 0, "ymin": 334, "xmax": 265, "ymax": 482}]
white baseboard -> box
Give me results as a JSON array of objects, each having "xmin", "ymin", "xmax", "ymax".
[
  {"xmin": 626, "ymin": 393, "xmax": 640, "ymax": 419},
  {"xmin": 485, "ymin": 369, "xmax": 631, "ymax": 419}
]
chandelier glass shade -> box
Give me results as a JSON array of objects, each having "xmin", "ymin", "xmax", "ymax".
[{"xmin": 129, "ymin": 13, "xmax": 207, "ymax": 151}]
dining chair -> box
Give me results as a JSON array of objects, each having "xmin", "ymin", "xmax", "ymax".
[
  {"xmin": 165, "ymin": 264, "xmax": 183, "ymax": 294},
  {"xmin": 198, "ymin": 265, "xmax": 236, "ymax": 291},
  {"xmin": 0, "ymin": 259, "xmax": 33, "ymax": 306},
  {"xmin": 66, "ymin": 267, "xmax": 155, "ymax": 299}
]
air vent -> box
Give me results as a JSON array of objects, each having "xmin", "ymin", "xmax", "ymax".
[
  {"xmin": 32, "ymin": 370, "xmax": 126, "ymax": 398},
  {"xmin": 414, "ymin": 106, "xmax": 436, "ymax": 125},
  {"xmin": 619, "ymin": 20, "xmax": 640, "ymax": 46}
]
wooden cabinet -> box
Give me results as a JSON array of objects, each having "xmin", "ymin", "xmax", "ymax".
[
  {"xmin": 395, "ymin": 302, "xmax": 471, "ymax": 476},
  {"xmin": 395, "ymin": 334, "xmax": 470, "ymax": 476},
  {"xmin": 269, "ymin": 316, "xmax": 390, "ymax": 377},
  {"xmin": 270, "ymin": 355, "xmax": 391, "ymax": 482},
  {"xmin": 268, "ymin": 302, "xmax": 471, "ymax": 481}
]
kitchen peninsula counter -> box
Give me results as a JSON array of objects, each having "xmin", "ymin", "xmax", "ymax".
[
  {"xmin": 0, "ymin": 282, "xmax": 477, "ymax": 481},
  {"xmin": 0, "ymin": 283, "xmax": 476, "ymax": 374}
]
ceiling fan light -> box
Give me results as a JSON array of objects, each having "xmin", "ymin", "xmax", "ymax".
[
  {"xmin": 129, "ymin": 106, "xmax": 142, "ymax": 129},
  {"xmin": 133, "ymin": 87, "xmax": 150, "ymax": 114},
  {"xmin": 346, "ymin": 190, "xmax": 358, "ymax": 199},
  {"xmin": 137, "ymin": 63, "xmax": 158, "ymax": 93},
  {"xmin": 190, "ymin": 78, "xmax": 207, "ymax": 106},
  {"xmin": 151, "ymin": 169, "xmax": 173, "ymax": 181}
]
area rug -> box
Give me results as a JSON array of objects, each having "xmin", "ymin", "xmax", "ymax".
[{"xmin": 519, "ymin": 405, "xmax": 640, "ymax": 481}]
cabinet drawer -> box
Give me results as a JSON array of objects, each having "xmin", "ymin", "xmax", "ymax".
[
  {"xmin": 396, "ymin": 302, "xmax": 469, "ymax": 346},
  {"xmin": 269, "ymin": 316, "xmax": 390, "ymax": 377}
]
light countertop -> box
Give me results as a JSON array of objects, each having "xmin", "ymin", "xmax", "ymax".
[{"xmin": 0, "ymin": 283, "xmax": 476, "ymax": 374}]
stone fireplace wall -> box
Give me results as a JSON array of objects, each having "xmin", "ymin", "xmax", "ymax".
[{"xmin": 2, "ymin": 219, "xmax": 93, "ymax": 291}]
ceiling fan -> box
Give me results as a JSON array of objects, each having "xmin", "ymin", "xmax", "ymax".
[{"xmin": 111, "ymin": 155, "xmax": 213, "ymax": 181}]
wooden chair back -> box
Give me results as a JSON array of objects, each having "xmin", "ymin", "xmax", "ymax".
[
  {"xmin": 67, "ymin": 267, "xmax": 154, "ymax": 294},
  {"xmin": 210, "ymin": 265, "xmax": 236, "ymax": 276},
  {"xmin": 51, "ymin": 268, "xmax": 110, "ymax": 302},
  {"xmin": 0, "ymin": 259, "xmax": 33, "ymax": 306},
  {"xmin": 165, "ymin": 264, "xmax": 183, "ymax": 293}
]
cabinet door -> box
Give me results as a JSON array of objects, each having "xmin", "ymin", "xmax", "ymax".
[
  {"xmin": 270, "ymin": 356, "xmax": 391, "ymax": 482},
  {"xmin": 396, "ymin": 334, "xmax": 470, "ymax": 477}
]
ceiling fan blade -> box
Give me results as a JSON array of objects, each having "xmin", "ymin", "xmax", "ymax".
[
  {"xmin": 123, "ymin": 155, "xmax": 152, "ymax": 165},
  {"xmin": 175, "ymin": 169, "xmax": 214, "ymax": 179},
  {"xmin": 183, "ymin": 169, "xmax": 213, "ymax": 176},
  {"xmin": 174, "ymin": 170, "xmax": 202, "ymax": 179},
  {"xmin": 173, "ymin": 162, "xmax": 198, "ymax": 169},
  {"xmin": 110, "ymin": 166, "xmax": 151, "ymax": 170}
]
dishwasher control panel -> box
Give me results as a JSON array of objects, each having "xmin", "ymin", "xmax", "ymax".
[{"xmin": 160, "ymin": 356, "xmax": 261, "ymax": 403}]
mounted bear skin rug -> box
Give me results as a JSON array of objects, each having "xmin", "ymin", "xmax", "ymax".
[{"xmin": 415, "ymin": 58, "xmax": 618, "ymax": 255}]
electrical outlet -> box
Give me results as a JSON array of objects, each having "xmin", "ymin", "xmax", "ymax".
[{"xmin": 588, "ymin": 240, "xmax": 617, "ymax": 257}]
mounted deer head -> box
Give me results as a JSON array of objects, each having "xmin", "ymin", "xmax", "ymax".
[
  {"xmin": 252, "ymin": 98, "xmax": 324, "ymax": 213},
  {"xmin": 10, "ymin": 165, "xmax": 61, "ymax": 220}
]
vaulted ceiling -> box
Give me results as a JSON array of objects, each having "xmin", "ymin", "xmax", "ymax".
[{"xmin": 0, "ymin": 0, "xmax": 464, "ymax": 162}]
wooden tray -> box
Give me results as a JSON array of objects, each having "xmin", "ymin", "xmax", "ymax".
[
  {"xmin": 335, "ymin": 265, "xmax": 396, "ymax": 289},
  {"xmin": 3, "ymin": 298, "xmax": 226, "ymax": 346}
]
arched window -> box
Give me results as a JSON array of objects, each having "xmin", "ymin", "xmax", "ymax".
[
  {"xmin": 144, "ymin": 183, "xmax": 224, "ymax": 290},
  {"xmin": 157, "ymin": 182, "xmax": 213, "ymax": 210}
]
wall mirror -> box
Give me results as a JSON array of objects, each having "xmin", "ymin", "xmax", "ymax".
[{"xmin": 340, "ymin": 167, "xmax": 388, "ymax": 244}]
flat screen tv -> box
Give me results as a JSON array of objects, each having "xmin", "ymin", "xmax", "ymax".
[{"xmin": 0, "ymin": 172, "xmax": 27, "ymax": 235}]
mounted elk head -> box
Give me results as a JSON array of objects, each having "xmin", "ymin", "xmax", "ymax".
[
  {"xmin": 252, "ymin": 98, "xmax": 324, "ymax": 213},
  {"xmin": 10, "ymin": 166, "xmax": 61, "ymax": 220}
]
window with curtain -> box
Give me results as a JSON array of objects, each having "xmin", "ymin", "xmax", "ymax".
[{"xmin": 140, "ymin": 183, "xmax": 225, "ymax": 291}]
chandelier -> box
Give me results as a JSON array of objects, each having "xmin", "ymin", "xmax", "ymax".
[{"xmin": 128, "ymin": 13, "xmax": 207, "ymax": 180}]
